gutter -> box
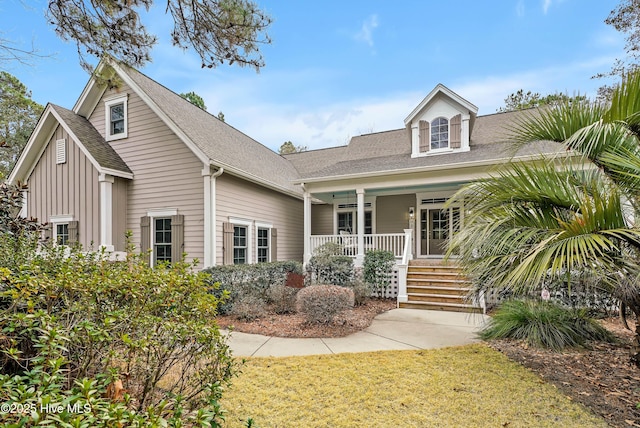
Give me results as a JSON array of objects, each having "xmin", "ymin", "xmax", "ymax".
[{"xmin": 293, "ymin": 150, "xmax": 574, "ymax": 185}]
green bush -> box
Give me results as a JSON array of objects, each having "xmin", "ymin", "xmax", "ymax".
[
  {"xmin": 296, "ymin": 284, "xmax": 355, "ymax": 324},
  {"xmin": 479, "ymin": 299, "xmax": 616, "ymax": 350},
  {"xmin": 363, "ymin": 250, "xmax": 395, "ymax": 298},
  {"xmin": 203, "ymin": 261, "xmax": 303, "ymax": 313},
  {"xmin": 0, "ymin": 243, "xmax": 237, "ymax": 426},
  {"xmin": 307, "ymin": 243, "xmax": 354, "ymax": 286}
]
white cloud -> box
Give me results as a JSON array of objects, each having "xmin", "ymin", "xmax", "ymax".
[
  {"xmin": 542, "ymin": 0, "xmax": 552, "ymax": 14},
  {"xmin": 516, "ymin": 0, "xmax": 525, "ymax": 17},
  {"xmin": 354, "ymin": 14, "xmax": 379, "ymax": 48}
]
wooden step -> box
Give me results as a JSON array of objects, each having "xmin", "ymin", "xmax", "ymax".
[
  {"xmin": 406, "ymin": 285, "xmax": 470, "ymax": 295},
  {"xmin": 406, "ymin": 278, "xmax": 471, "ymax": 287},
  {"xmin": 407, "ymin": 293, "xmax": 469, "ymax": 304},
  {"xmin": 399, "ymin": 301, "xmax": 482, "ymax": 313}
]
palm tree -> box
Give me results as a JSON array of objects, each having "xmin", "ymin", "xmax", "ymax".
[{"xmin": 447, "ymin": 71, "xmax": 640, "ymax": 365}]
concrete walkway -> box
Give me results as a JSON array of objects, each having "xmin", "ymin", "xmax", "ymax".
[{"xmin": 226, "ymin": 308, "xmax": 491, "ymax": 357}]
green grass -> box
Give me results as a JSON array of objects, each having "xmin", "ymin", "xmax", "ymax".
[{"xmin": 221, "ymin": 344, "xmax": 606, "ymax": 427}]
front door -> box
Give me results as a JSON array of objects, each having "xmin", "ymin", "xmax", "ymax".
[{"xmin": 419, "ymin": 206, "xmax": 460, "ymax": 256}]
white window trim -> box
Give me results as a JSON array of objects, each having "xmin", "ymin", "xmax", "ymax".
[
  {"xmin": 255, "ymin": 221, "xmax": 273, "ymax": 263},
  {"xmin": 230, "ymin": 217, "xmax": 253, "ymax": 264},
  {"xmin": 147, "ymin": 208, "xmax": 177, "ymax": 266},
  {"xmin": 104, "ymin": 94, "xmax": 128, "ymax": 141},
  {"xmin": 50, "ymin": 215, "xmax": 74, "ymax": 247},
  {"xmin": 332, "ymin": 197, "xmax": 376, "ymax": 235}
]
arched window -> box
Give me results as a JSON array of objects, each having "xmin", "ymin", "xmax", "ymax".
[{"xmin": 431, "ymin": 117, "xmax": 449, "ymax": 149}]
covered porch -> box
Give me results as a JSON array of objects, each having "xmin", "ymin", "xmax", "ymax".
[{"xmin": 301, "ymin": 183, "xmax": 468, "ymax": 305}]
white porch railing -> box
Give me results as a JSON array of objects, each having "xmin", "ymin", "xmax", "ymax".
[{"xmin": 309, "ymin": 233, "xmax": 406, "ymax": 258}]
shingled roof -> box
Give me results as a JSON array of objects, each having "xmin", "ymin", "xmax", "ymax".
[
  {"xmin": 50, "ymin": 104, "xmax": 132, "ymax": 174},
  {"xmin": 285, "ymin": 108, "xmax": 564, "ymax": 180},
  {"xmin": 116, "ymin": 64, "xmax": 302, "ymax": 196}
]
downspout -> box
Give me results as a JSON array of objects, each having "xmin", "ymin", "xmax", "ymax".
[
  {"xmin": 204, "ymin": 165, "xmax": 223, "ymax": 267},
  {"xmin": 301, "ymin": 183, "xmax": 312, "ymax": 268}
]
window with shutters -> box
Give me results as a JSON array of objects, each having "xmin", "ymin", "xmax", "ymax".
[
  {"xmin": 141, "ymin": 210, "xmax": 184, "ymax": 267},
  {"xmin": 49, "ymin": 215, "xmax": 77, "ymax": 246},
  {"xmin": 415, "ymin": 113, "xmax": 464, "ymax": 156},
  {"xmin": 104, "ymin": 95, "xmax": 128, "ymax": 141}
]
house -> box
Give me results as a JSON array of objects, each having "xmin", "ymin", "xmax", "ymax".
[{"xmin": 9, "ymin": 60, "xmax": 563, "ymax": 310}]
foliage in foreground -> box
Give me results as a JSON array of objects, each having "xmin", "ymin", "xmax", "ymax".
[
  {"xmin": 222, "ymin": 346, "xmax": 607, "ymax": 427},
  {"xmin": 203, "ymin": 260, "xmax": 303, "ymax": 315},
  {"xmin": 363, "ymin": 250, "xmax": 395, "ymax": 298},
  {"xmin": 479, "ymin": 300, "xmax": 616, "ymax": 351},
  {"xmin": 447, "ymin": 69, "xmax": 640, "ymax": 364},
  {"xmin": 0, "ymin": 243, "xmax": 237, "ymax": 426}
]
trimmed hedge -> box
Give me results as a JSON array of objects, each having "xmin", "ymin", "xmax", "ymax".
[{"xmin": 296, "ymin": 284, "xmax": 355, "ymax": 323}]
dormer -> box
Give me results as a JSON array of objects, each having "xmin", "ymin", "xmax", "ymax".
[{"xmin": 404, "ymin": 84, "xmax": 478, "ymax": 158}]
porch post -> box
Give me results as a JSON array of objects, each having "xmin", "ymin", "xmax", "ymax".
[
  {"xmin": 303, "ymin": 191, "xmax": 312, "ymax": 266},
  {"xmin": 98, "ymin": 173, "xmax": 114, "ymax": 252},
  {"xmin": 397, "ymin": 228, "xmax": 413, "ymax": 305},
  {"xmin": 356, "ymin": 188, "xmax": 365, "ymax": 266}
]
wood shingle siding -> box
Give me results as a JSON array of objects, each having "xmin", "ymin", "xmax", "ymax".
[{"xmin": 89, "ymin": 83, "xmax": 205, "ymax": 266}]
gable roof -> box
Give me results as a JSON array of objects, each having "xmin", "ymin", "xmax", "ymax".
[
  {"xmin": 9, "ymin": 103, "xmax": 132, "ymax": 183},
  {"xmin": 73, "ymin": 60, "xmax": 303, "ymax": 198},
  {"xmin": 404, "ymin": 84, "xmax": 479, "ymax": 130}
]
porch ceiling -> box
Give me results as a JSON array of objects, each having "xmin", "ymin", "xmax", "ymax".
[{"xmin": 312, "ymin": 182, "xmax": 467, "ymax": 203}]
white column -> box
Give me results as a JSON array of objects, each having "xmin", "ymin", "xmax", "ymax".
[
  {"xmin": 98, "ymin": 173, "xmax": 114, "ymax": 252},
  {"xmin": 303, "ymin": 191, "xmax": 312, "ymax": 266},
  {"xmin": 202, "ymin": 166, "xmax": 223, "ymax": 267},
  {"xmin": 356, "ymin": 188, "xmax": 365, "ymax": 266},
  {"xmin": 396, "ymin": 228, "xmax": 413, "ymax": 305}
]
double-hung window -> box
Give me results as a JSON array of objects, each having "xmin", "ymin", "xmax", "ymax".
[
  {"xmin": 105, "ymin": 95, "xmax": 128, "ymax": 141},
  {"xmin": 257, "ymin": 227, "xmax": 269, "ymax": 263},
  {"xmin": 233, "ymin": 225, "xmax": 248, "ymax": 264},
  {"xmin": 56, "ymin": 223, "xmax": 69, "ymax": 246},
  {"xmin": 154, "ymin": 217, "xmax": 172, "ymax": 264}
]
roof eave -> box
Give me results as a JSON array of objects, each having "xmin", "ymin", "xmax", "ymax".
[{"xmin": 294, "ymin": 151, "xmax": 571, "ymax": 185}]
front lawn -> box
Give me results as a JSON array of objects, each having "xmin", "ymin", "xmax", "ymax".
[{"xmin": 221, "ymin": 344, "xmax": 606, "ymax": 427}]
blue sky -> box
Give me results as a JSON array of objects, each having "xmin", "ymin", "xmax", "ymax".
[{"xmin": 0, "ymin": 0, "xmax": 626, "ymax": 151}]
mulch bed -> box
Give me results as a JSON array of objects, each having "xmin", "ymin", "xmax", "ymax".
[
  {"xmin": 488, "ymin": 318, "xmax": 640, "ymax": 427},
  {"xmin": 217, "ymin": 302, "xmax": 640, "ymax": 427},
  {"xmin": 216, "ymin": 298, "xmax": 396, "ymax": 338}
]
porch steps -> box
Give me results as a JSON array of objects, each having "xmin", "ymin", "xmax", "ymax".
[{"xmin": 399, "ymin": 261, "xmax": 482, "ymax": 313}]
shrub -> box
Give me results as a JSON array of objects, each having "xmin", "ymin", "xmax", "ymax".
[
  {"xmin": 364, "ymin": 250, "xmax": 395, "ymax": 298},
  {"xmin": 307, "ymin": 243, "xmax": 354, "ymax": 286},
  {"xmin": 345, "ymin": 279, "xmax": 371, "ymax": 306},
  {"xmin": 231, "ymin": 294, "xmax": 268, "ymax": 321},
  {"xmin": 0, "ymin": 241, "xmax": 237, "ymax": 426},
  {"xmin": 203, "ymin": 261, "xmax": 303, "ymax": 313},
  {"xmin": 268, "ymin": 284, "xmax": 299, "ymax": 314},
  {"xmin": 479, "ymin": 299, "xmax": 617, "ymax": 350},
  {"xmin": 296, "ymin": 284, "xmax": 355, "ymax": 323}
]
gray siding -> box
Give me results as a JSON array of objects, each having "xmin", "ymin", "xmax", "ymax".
[
  {"xmin": 311, "ymin": 204, "xmax": 333, "ymax": 235},
  {"xmin": 27, "ymin": 125, "xmax": 100, "ymax": 249},
  {"xmin": 89, "ymin": 83, "xmax": 205, "ymax": 265},
  {"xmin": 376, "ymin": 194, "xmax": 415, "ymax": 233},
  {"xmin": 112, "ymin": 177, "xmax": 128, "ymax": 251},
  {"xmin": 216, "ymin": 173, "xmax": 303, "ymax": 263}
]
